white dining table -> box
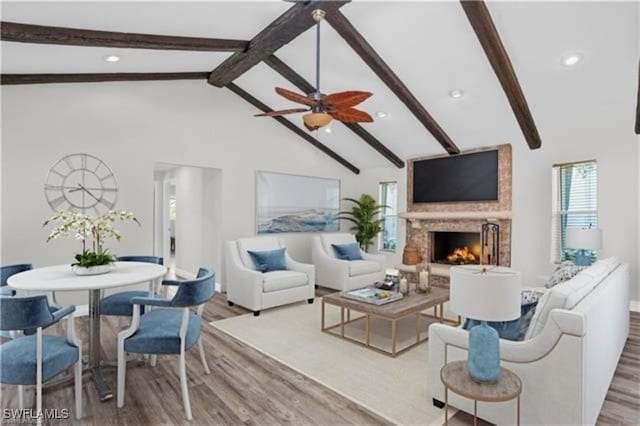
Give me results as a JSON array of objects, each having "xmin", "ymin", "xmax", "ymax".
[{"xmin": 7, "ymin": 261, "xmax": 167, "ymax": 402}]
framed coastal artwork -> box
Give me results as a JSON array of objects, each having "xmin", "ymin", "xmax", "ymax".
[{"xmin": 256, "ymin": 171, "xmax": 340, "ymax": 234}]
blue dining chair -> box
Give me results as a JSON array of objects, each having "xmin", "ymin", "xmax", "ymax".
[
  {"xmin": 1, "ymin": 264, "xmax": 32, "ymax": 297},
  {"xmin": 0, "ymin": 295, "xmax": 82, "ymax": 420},
  {"xmin": 100, "ymin": 256, "xmax": 164, "ymax": 317},
  {"xmin": 117, "ymin": 267, "xmax": 215, "ymax": 420},
  {"xmin": 1, "ymin": 264, "xmax": 62, "ymax": 339}
]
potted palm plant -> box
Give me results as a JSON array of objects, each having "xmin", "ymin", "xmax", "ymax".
[
  {"xmin": 336, "ymin": 194, "xmax": 388, "ymax": 252},
  {"xmin": 43, "ymin": 210, "xmax": 140, "ymax": 275}
]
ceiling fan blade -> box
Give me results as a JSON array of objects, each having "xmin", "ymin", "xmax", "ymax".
[
  {"xmin": 254, "ymin": 108, "xmax": 309, "ymax": 117},
  {"xmin": 323, "ymin": 91, "xmax": 373, "ymax": 109},
  {"xmin": 330, "ymin": 108, "xmax": 374, "ymax": 123},
  {"xmin": 275, "ymin": 87, "xmax": 316, "ymax": 107}
]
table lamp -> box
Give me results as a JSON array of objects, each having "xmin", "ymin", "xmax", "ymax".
[
  {"xmin": 450, "ymin": 265, "xmax": 521, "ymax": 382},
  {"xmin": 566, "ymin": 228, "xmax": 602, "ymax": 266}
]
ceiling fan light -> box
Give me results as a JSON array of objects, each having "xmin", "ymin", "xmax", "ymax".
[{"xmin": 303, "ymin": 112, "xmax": 332, "ymax": 128}]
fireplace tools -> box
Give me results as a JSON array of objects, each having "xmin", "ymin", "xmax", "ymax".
[{"xmin": 481, "ymin": 222, "xmax": 500, "ymax": 266}]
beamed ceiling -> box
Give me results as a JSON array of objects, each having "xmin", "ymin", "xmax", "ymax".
[{"xmin": 1, "ymin": 1, "xmax": 638, "ymax": 172}]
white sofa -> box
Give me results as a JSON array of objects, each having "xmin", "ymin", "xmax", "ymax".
[
  {"xmin": 225, "ymin": 237, "xmax": 315, "ymax": 316},
  {"xmin": 311, "ymin": 233, "xmax": 385, "ymax": 291},
  {"xmin": 428, "ymin": 258, "xmax": 629, "ymax": 426}
]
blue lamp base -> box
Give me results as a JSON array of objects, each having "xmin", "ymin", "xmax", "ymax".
[
  {"xmin": 468, "ymin": 321, "xmax": 501, "ymax": 382},
  {"xmin": 574, "ymin": 250, "xmax": 593, "ymax": 266}
]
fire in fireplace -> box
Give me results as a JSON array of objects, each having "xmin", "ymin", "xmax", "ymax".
[{"xmin": 431, "ymin": 231, "xmax": 481, "ymax": 265}]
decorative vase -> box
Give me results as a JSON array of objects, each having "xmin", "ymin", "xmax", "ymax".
[
  {"xmin": 468, "ymin": 321, "xmax": 501, "ymax": 382},
  {"xmin": 402, "ymin": 245, "xmax": 421, "ymax": 265},
  {"xmin": 73, "ymin": 263, "xmax": 115, "ymax": 276}
]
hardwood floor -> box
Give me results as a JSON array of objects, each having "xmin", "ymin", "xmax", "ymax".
[
  {"xmin": 597, "ymin": 311, "xmax": 640, "ymax": 425},
  {"xmin": 1, "ymin": 292, "xmax": 638, "ymax": 425},
  {"xmin": 0, "ymin": 288, "xmax": 390, "ymax": 426}
]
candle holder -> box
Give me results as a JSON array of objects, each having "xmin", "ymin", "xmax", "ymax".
[{"xmin": 416, "ymin": 264, "xmax": 430, "ymax": 294}]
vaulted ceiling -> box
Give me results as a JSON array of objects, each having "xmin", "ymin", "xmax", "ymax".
[{"xmin": 2, "ymin": 1, "xmax": 638, "ymax": 171}]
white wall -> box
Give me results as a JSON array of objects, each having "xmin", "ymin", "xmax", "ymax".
[
  {"xmin": 174, "ymin": 166, "xmax": 204, "ymax": 276},
  {"xmin": 1, "ymin": 81, "xmax": 358, "ymax": 303}
]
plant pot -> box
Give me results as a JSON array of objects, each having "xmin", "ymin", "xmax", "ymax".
[{"xmin": 73, "ymin": 264, "xmax": 115, "ymax": 276}]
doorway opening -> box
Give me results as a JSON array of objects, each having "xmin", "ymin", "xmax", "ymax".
[{"xmin": 153, "ymin": 163, "xmax": 222, "ymax": 280}]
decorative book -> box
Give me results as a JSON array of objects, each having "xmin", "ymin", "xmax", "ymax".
[{"xmin": 342, "ymin": 287, "xmax": 403, "ymax": 305}]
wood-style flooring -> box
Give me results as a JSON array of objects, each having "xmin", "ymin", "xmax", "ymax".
[
  {"xmin": 1, "ymin": 291, "xmax": 638, "ymax": 425},
  {"xmin": 597, "ymin": 311, "xmax": 640, "ymax": 425}
]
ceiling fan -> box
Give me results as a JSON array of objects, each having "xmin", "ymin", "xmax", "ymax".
[{"xmin": 254, "ymin": 9, "xmax": 374, "ymax": 132}]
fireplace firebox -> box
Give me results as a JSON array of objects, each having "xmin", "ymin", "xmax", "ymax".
[{"xmin": 431, "ymin": 231, "xmax": 481, "ymax": 265}]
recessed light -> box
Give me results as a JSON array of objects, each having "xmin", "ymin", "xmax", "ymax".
[
  {"xmin": 449, "ymin": 89, "xmax": 464, "ymax": 99},
  {"xmin": 376, "ymin": 111, "xmax": 387, "ymax": 118},
  {"xmin": 103, "ymin": 55, "xmax": 121, "ymax": 63},
  {"xmin": 561, "ymin": 53, "xmax": 583, "ymax": 67},
  {"xmin": 324, "ymin": 127, "xmax": 332, "ymax": 133}
]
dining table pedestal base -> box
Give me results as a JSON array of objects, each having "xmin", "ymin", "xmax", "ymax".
[{"xmin": 88, "ymin": 289, "xmax": 113, "ymax": 401}]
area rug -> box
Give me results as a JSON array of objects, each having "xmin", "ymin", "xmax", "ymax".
[{"xmin": 210, "ymin": 298, "xmax": 453, "ymax": 425}]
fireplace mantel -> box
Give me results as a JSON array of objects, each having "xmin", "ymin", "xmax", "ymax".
[{"xmin": 399, "ymin": 211, "xmax": 512, "ymax": 221}]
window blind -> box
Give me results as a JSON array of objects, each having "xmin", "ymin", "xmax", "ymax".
[
  {"xmin": 551, "ymin": 161, "xmax": 598, "ymax": 263},
  {"xmin": 379, "ymin": 182, "xmax": 398, "ymax": 252}
]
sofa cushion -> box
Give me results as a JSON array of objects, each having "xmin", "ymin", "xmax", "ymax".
[
  {"xmin": 524, "ymin": 259, "xmax": 619, "ymax": 339},
  {"xmin": 565, "ymin": 257, "xmax": 619, "ymax": 308},
  {"xmin": 546, "ymin": 261, "xmax": 585, "ymax": 288},
  {"xmin": 248, "ymin": 248, "xmax": 287, "ymax": 273},
  {"xmin": 348, "ymin": 260, "xmax": 381, "ymax": 277},
  {"xmin": 237, "ymin": 237, "xmax": 282, "ymax": 270},
  {"xmin": 262, "ymin": 271, "xmax": 308, "ymax": 292},
  {"xmin": 320, "ymin": 233, "xmax": 357, "ymax": 259},
  {"xmin": 525, "ymin": 274, "xmax": 592, "ymax": 339},
  {"xmin": 332, "ymin": 243, "xmax": 363, "ymax": 261}
]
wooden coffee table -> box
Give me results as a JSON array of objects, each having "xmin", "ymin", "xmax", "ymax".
[{"xmin": 321, "ymin": 287, "xmax": 456, "ymax": 357}]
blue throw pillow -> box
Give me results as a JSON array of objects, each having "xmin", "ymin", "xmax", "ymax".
[
  {"xmin": 332, "ymin": 243, "xmax": 363, "ymax": 261},
  {"xmin": 463, "ymin": 290, "xmax": 540, "ymax": 341},
  {"xmin": 247, "ymin": 248, "xmax": 288, "ymax": 273}
]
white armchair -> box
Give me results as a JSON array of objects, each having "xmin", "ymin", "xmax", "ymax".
[
  {"xmin": 225, "ymin": 237, "xmax": 315, "ymax": 316},
  {"xmin": 311, "ymin": 233, "xmax": 385, "ymax": 291}
]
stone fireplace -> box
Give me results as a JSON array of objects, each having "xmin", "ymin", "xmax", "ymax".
[{"xmin": 400, "ymin": 144, "xmax": 513, "ymax": 289}]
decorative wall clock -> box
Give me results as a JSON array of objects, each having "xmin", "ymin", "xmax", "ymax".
[{"xmin": 44, "ymin": 153, "xmax": 118, "ymax": 215}]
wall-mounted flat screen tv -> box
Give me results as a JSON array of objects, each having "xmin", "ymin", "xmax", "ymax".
[{"xmin": 412, "ymin": 150, "xmax": 499, "ymax": 203}]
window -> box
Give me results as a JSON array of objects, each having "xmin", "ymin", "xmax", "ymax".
[
  {"xmin": 379, "ymin": 182, "xmax": 398, "ymax": 252},
  {"xmin": 551, "ymin": 161, "xmax": 597, "ymax": 263}
]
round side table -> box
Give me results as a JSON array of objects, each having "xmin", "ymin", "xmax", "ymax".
[{"xmin": 440, "ymin": 360, "xmax": 522, "ymax": 426}]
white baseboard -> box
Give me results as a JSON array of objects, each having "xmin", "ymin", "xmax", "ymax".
[{"xmin": 630, "ymin": 301, "xmax": 640, "ymax": 312}]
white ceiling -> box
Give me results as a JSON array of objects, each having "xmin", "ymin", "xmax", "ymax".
[{"xmin": 1, "ymin": 1, "xmax": 638, "ymax": 169}]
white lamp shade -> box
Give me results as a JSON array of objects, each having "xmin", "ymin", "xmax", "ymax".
[
  {"xmin": 566, "ymin": 228, "xmax": 602, "ymax": 251},
  {"xmin": 450, "ymin": 265, "xmax": 521, "ymax": 322}
]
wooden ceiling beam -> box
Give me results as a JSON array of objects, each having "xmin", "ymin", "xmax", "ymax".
[
  {"xmin": 460, "ymin": 0, "xmax": 542, "ymax": 150},
  {"xmin": 324, "ymin": 10, "xmax": 460, "ymax": 155},
  {"xmin": 208, "ymin": 1, "xmax": 349, "ymax": 87},
  {"xmin": 264, "ymin": 55, "xmax": 404, "ymax": 168},
  {"xmin": 635, "ymin": 62, "xmax": 640, "ymax": 134},
  {"xmin": 1, "ymin": 72, "xmax": 210, "ymax": 85},
  {"xmin": 1, "ymin": 21, "xmax": 248, "ymax": 52},
  {"xmin": 226, "ymin": 83, "xmax": 360, "ymax": 175}
]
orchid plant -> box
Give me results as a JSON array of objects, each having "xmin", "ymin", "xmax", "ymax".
[{"xmin": 43, "ymin": 210, "xmax": 140, "ymax": 268}]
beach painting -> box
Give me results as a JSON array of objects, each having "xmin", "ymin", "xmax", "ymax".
[{"xmin": 256, "ymin": 171, "xmax": 340, "ymax": 234}]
